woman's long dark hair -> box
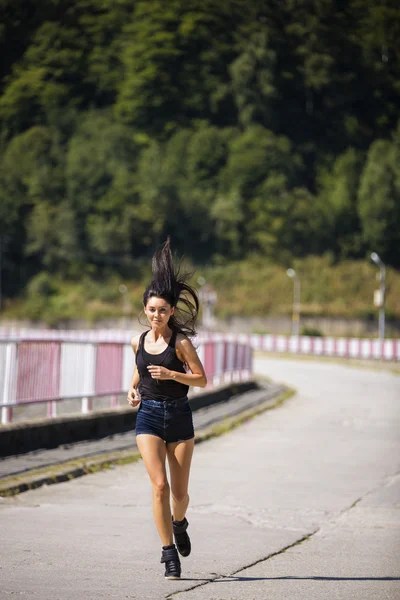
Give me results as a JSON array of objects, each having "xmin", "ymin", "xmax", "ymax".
[{"xmin": 142, "ymin": 238, "xmax": 199, "ymax": 338}]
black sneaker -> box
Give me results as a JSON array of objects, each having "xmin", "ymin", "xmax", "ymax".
[
  {"xmin": 161, "ymin": 545, "xmax": 181, "ymax": 580},
  {"xmin": 172, "ymin": 517, "xmax": 191, "ymax": 557}
]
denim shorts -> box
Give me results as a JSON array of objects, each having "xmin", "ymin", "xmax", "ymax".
[{"xmin": 135, "ymin": 397, "xmax": 194, "ymax": 443}]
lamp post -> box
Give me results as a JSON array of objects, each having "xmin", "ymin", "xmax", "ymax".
[
  {"xmin": 370, "ymin": 252, "xmax": 386, "ymax": 340},
  {"xmin": 286, "ymin": 268, "xmax": 300, "ymax": 336},
  {"xmin": 198, "ymin": 277, "xmax": 217, "ymax": 331}
]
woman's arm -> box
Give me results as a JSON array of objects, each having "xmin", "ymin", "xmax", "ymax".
[
  {"xmin": 147, "ymin": 335, "xmax": 207, "ymax": 388},
  {"xmin": 129, "ymin": 364, "xmax": 140, "ymax": 391},
  {"xmin": 127, "ymin": 335, "xmax": 141, "ymax": 407}
]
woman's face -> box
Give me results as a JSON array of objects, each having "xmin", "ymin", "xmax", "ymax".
[{"xmin": 144, "ymin": 296, "xmax": 174, "ymax": 329}]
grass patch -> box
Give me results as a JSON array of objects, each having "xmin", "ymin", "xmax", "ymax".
[
  {"xmin": 200, "ymin": 256, "xmax": 400, "ymax": 320},
  {"xmin": 254, "ymin": 350, "xmax": 400, "ymax": 375},
  {"xmin": 0, "ymin": 450, "xmax": 142, "ymax": 497}
]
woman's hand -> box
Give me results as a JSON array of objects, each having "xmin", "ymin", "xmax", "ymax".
[
  {"xmin": 147, "ymin": 365, "xmax": 172, "ymax": 380},
  {"xmin": 127, "ymin": 387, "xmax": 141, "ymax": 407}
]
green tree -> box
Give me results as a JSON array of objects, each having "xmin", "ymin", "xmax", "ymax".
[
  {"xmin": 1, "ymin": 0, "xmax": 400, "ymax": 305},
  {"xmin": 164, "ymin": 125, "xmax": 235, "ymax": 258},
  {"xmin": 351, "ymin": 0, "xmax": 400, "ymax": 136},
  {"xmin": 66, "ymin": 110, "xmax": 147, "ymax": 261},
  {"xmin": 0, "ymin": 19, "xmax": 85, "ymax": 136},
  {"xmin": 25, "ymin": 200, "xmax": 78, "ymax": 270},
  {"xmin": 77, "ymin": 0, "xmax": 135, "ymax": 105},
  {"xmin": 0, "ymin": 0, "xmax": 133, "ymax": 138},
  {"xmin": 317, "ymin": 148, "xmax": 365, "ymax": 258},
  {"xmin": 215, "ymin": 125, "xmax": 302, "ymax": 257},
  {"xmin": 0, "ymin": 125, "xmax": 77, "ymax": 276},
  {"xmin": 115, "ymin": 0, "xmax": 249, "ymax": 136},
  {"xmin": 230, "ymin": 29, "xmax": 276, "ymax": 128},
  {"xmin": 358, "ymin": 124, "xmax": 400, "ymax": 266},
  {"xmin": 251, "ymin": 185, "xmax": 328, "ymax": 261}
]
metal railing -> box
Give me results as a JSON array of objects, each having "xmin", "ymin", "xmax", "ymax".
[
  {"xmin": 0, "ymin": 337, "xmax": 253, "ymax": 424},
  {"xmin": 1, "ymin": 327, "xmax": 398, "ymax": 361}
]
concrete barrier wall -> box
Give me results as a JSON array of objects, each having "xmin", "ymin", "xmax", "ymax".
[{"xmin": 0, "ymin": 380, "xmax": 258, "ymax": 458}]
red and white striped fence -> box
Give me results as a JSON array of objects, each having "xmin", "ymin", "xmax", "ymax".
[
  {"xmin": 232, "ymin": 333, "xmax": 400, "ymax": 361},
  {"xmin": 1, "ymin": 327, "xmax": 398, "ymax": 425},
  {"xmin": 1, "ymin": 328, "xmax": 398, "ymax": 360},
  {"xmin": 0, "ymin": 337, "xmax": 253, "ymax": 424},
  {"xmin": 0, "ymin": 328, "xmax": 133, "ymax": 343}
]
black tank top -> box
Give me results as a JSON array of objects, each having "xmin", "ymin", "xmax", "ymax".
[{"xmin": 136, "ymin": 330, "xmax": 189, "ymax": 401}]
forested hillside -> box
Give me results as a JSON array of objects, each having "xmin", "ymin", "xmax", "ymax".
[{"xmin": 0, "ymin": 0, "xmax": 399, "ymax": 306}]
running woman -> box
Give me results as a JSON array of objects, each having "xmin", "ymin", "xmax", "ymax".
[{"xmin": 127, "ymin": 238, "xmax": 207, "ymax": 580}]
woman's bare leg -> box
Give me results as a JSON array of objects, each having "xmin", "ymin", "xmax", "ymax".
[
  {"xmin": 167, "ymin": 438, "xmax": 195, "ymax": 521},
  {"xmin": 136, "ymin": 434, "xmax": 173, "ymax": 546}
]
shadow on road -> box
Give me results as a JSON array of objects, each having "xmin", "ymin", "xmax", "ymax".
[
  {"xmin": 176, "ymin": 575, "xmax": 400, "ymax": 584},
  {"xmin": 217, "ymin": 576, "xmax": 400, "ymax": 582}
]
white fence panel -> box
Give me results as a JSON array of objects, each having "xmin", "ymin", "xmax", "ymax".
[
  {"xmin": 360, "ymin": 339, "xmax": 371, "ymax": 359},
  {"xmin": 324, "ymin": 338, "xmax": 335, "ymax": 356},
  {"xmin": 0, "ymin": 342, "xmax": 17, "ymax": 405},
  {"xmin": 122, "ymin": 344, "xmax": 134, "ymax": 391},
  {"xmin": 336, "ymin": 338, "xmax": 347, "ymax": 357},
  {"xmin": 300, "ymin": 336, "xmax": 311, "ymax": 353},
  {"xmin": 349, "ymin": 338, "xmax": 359, "ymax": 358},
  {"xmin": 251, "ymin": 334, "xmax": 262, "ymax": 350},
  {"xmin": 383, "ymin": 340, "xmax": 393, "ymax": 360},
  {"xmin": 214, "ymin": 341, "xmax": 225, "ymax": 376},
  {"xmin": 245, "ymin": 345, "xmax": 252, "ymax": 371},
  {"xmin": 261, "ymin": 335, "xmax": 272, "ymax": 351},
  {"xmin": 288, "ymin": 336, "xmax": 300, "ymax": 353},
  {"xmin": 372, "ymin": 339, "xmax": 383, "ymax": 359},
  {"xmin": 226, "ymin": 342, "xmax": 235, "ymax": 371},
  {"xmin": 59, "ymin": 343, "xmax": 96, "ymax": 397},
  {"xmin": 276, "ymin": 336, "xmax": 287, "ymax": 352}
]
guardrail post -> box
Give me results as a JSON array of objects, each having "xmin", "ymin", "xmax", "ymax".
[
  {"xmin": 82, "ymin": 396, "xmax": 92, "ymax": 413},
  {"xmin": 1, "ymin": 342, "xmax": 17, "ymax": 424},
  {"xmin": 1, "ymin": 405, "xmax": 12, "ymax": 424},
  {"xmin": 47, "ymin": 400, "xmax": 56, "ymax": 418}
]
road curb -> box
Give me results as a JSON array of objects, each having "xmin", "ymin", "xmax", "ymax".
[
  {"xmin": 0, "ymin": 381, "xmax": 259, "ymax": 458},
  {"xmin": 0, "ymin": 385, "xmax": 295, "ymax": 497}
]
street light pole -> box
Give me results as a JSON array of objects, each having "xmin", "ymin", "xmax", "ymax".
[
  {"xmin": 370, "ymin": 252, "xmax": 386, "ymax": 341},
  {"xmin": 286, "ymin": 268, "xmax": 301, "ymax": 336},
  {"xmin": 197, "ymin": 277, "xmax": 217, "ymax": 331}
]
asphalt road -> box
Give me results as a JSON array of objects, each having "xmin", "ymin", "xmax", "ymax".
[{"xmin": 1, "ymin": 357, "xmax": 399, "ymax": 600}]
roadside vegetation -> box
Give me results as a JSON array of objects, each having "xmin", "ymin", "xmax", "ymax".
[
  {"xmin": 1, "ymin": 1, "xmax": 399, "ymax": 324},
  {"xmin": 2, "ymin": 256, "xmax": 400, "ymax": 327}
]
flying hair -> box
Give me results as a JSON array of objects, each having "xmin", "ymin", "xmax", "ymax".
[{"xmin": 143, "ymin": 237, "xmax": 200, "ymax": 338}]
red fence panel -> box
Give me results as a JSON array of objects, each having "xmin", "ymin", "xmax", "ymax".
[
  {"xmin": 203, "ymin": 342, "xmax": 216, "ymax": 382},
  {"xmin": 94, "ymin": 343, "xmax": 123, "ymax": 394},
  {"xmin": 16, "ymin": 342, "xmax": 60, "ymax": 403}
]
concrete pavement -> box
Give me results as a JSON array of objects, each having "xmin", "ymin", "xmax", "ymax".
[{"xmin": 1, "ymin": 357, "xmax": 399, "ymax": 599}]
